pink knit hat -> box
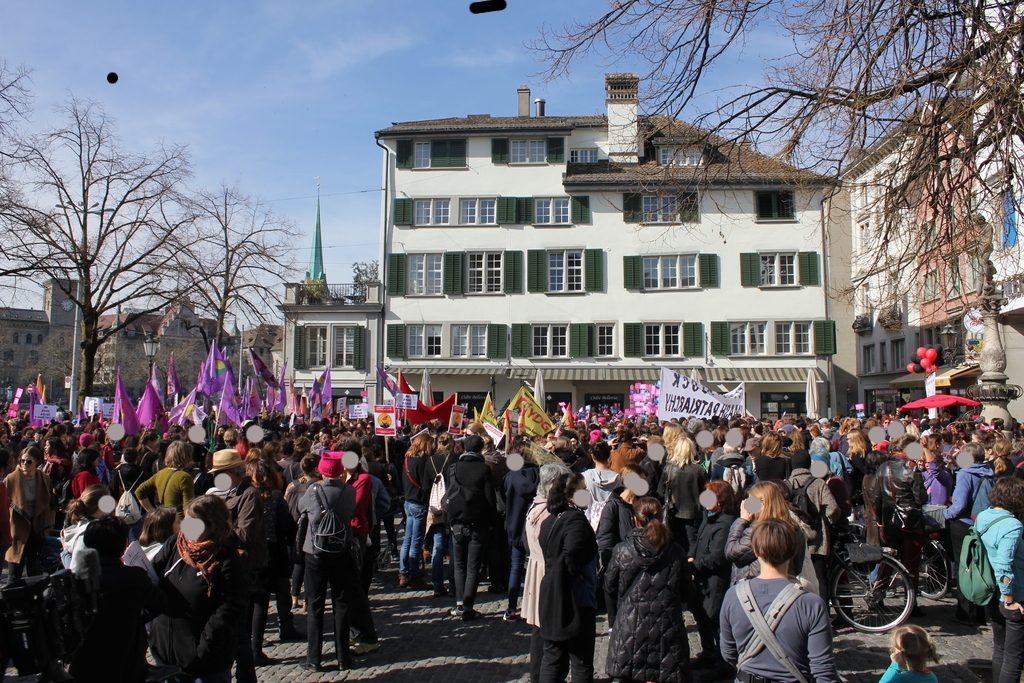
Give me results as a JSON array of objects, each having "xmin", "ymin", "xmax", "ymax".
[
  {"xmin": 78, "ymin": 433, "xmax": 94, "ymax": 448},
  {"xmin": 318, "ymin": 451, "xmax": 345, "ymax": 478},
  {"xmin": 589, "ymin": 429, "xmax": 603, "ymax": 444}
]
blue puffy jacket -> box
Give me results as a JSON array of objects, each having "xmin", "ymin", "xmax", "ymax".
[{"xmin": 945, "ymin": 462, "xmax": 993, "ymax": 525}]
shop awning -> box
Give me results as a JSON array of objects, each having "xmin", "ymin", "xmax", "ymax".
[
  {"xmin": 889, "ymin": 372, "xmax": 926, "ymax": 389},
  {"xmin": 703, "ymin": 367, "xmax": 824, "ymax": 384},
  {"xmin": 934, "ymin": 364, "xmax": 981, "ymax": 388}
]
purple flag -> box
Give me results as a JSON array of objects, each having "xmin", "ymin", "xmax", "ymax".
[
  {"xmin": 376, "ymin": 366, "xmax": 398, "ymax": 397},
  {"xmin": 245, "ymin": 377, "xmax": 262, "ymax": 420},
  {"xmin": 149, "ymin": 362, "xmax": 163, "ymax": 397},
  {"xmin": 167, "ymin": 353, "xmax": 181, "ymax": 397},
  {"xmin": 197, "ymin": 344, "xmax": 228, "ymax": 396},
  {"xmin": 217, "ymin": 366, "xmax": 242, "ymax": 427},
  {"xmin": 248, "ymin": 347, "xmax": 278, "ymax": 388},
  {"xmin": 308, "ymin": 375, "xmax": 322, "ymax": 409},
  {"xmin": 319, "ymin": 366, "xmax": 332, "ymax": 405},
  {"xmin": 136, "ymin": 381, "xmax": 163, "ymax": 428},
  {"xmin": 169, "ymin": 386, "xmax": 206, "ymax": 426},
  {"xmin": 26, "ymin": 385, "xmax": 42, "ymax": 427},
  {"xmin": 276, "ymin": 362, "xmax": 288, "ymax": 411},
  {"xmin": 113, "ymin": 369, "xmax": 141, "ymax": 435}
]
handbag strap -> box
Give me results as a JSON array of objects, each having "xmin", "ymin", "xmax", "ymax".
[{"xmin": 736, "ymin": 579, "xmax": 809, "ymax": 683}]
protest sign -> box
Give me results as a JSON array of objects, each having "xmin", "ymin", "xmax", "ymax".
[
  {"xmin": 656, "ymin": 367, "xmax": 745, "ymax": 421},
  {"xmin": 374, "ymin": 405, "xmax": 397, "ymax": 436},
  {"xmin": 482, "ymin": 421, "xmax": 505, "ymax": 447},
  {"xmin": 335, "ymin": 397, "xmax": 348, "ymax": 413},
  {"xmin": 396, "ymin": 393, "xmax": 418, "ymax": 410},
  {"xmin": 32, "ymin": 404, "xmax": 59, "ymax": 422},
  {"xmin": 6, "ymin": 387, "xmax": 23, "ymax": 417},
  {"xmin": 348, "ymin": 402, "xmax": 368, "ymax": 419},
  {"xmin": 449, "ymin": 405, "xmax": 466, "ymax": 435}
]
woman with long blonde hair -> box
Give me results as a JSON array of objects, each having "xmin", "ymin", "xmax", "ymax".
[
  {"xmin": 725, "ymin": 481, "xmax": 810, "ymax": 583},
  {"xmin": 659, "ymin": 432, "xmax": 707, "ymax": 554}
]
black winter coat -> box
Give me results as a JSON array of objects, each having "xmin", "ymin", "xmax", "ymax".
[
  {"xmin": 149, "ymin": 535, "xmax": 247, "ymax": 676},
  {"xmin": 446, "ymin": 452, "xmax": 497, "ymax": 525},
  {"xmin": 539, "ymin": 507, "xmax": 599, "ymax": 642},
  {"xmin": 605, "ymin": 528, "xmax": 692, "ymax": 683},
  {"xmin": 596, "ymin": 489, "xmax": 635, "ymax": 570},
  {"xmin": 690, "ymin": 512, "xmax": 738, "ymax": 619},
  {"xmin": 504, "ymin": 464, "xmax": 540, "ymax": 548}
]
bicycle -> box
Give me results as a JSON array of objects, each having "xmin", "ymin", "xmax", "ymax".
[
  {"xmin": 828, "ymin": 527, "xmax": 916, "ymax": 633},
  {"xmin": 918, "ymin": 532, "xmax": 952, "ymax": 600}
]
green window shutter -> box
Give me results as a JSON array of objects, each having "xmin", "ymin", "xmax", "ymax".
[
  {"xmin": 396, "ymin": 140, "xmax": 413, "ymax": 169},
  {"xmin": 683, "ymin": 322, "xmax": 704, "ymax": 358},
  {"xmin": 527, "ymin": 250, "xmax": 546, "ymax": 293},
  {"xmin": 386, "ymin": 253, "xmax": 406, "ymax": 296},
  {"xmin": 813, "ymin": 320, "xmax": 837, "ymax": 355},
  {"xmin": 429, "ymin": 139, "xmax": 448, "ymax": 168},
  {"xmin": 585, "ymin": 249, "xmax": 605, "ymax": 292},
  {"xmin": 497, "ymin": 197, "xmax": 517, "ymax": 224},
  {"xmin": 393, "ymin": 198, "xmax": 413, "ymax": 226},
  {"xmin": 352, "ymin": 327, "xmax": 367, "ymax": 370},
  {"xmin": 448, "ymin": 139, "xmax": 467, "ymax": 167},
  {"xmin": 487, "ymin": 324, "xmax": 508, "ymax": 359},
  {"xmin": 710, "ymin": 321, "xmax": 730, "ymax": 356},
  {"xmin": 623, "ymin": 255, "xmax": 643, "ymax": 289},
  {"xmin": 571, "ymin": 196, "xmax": 591, "ymax": 224},
  {"xmin": 293, "ymin": 326, "xmax": 307, "ymax": 370},
  {"xmin": 570, "ymin": 323, "xmax": 593, "ymax": 358},
  {"xmin": 546, "ymin": 137, "xmax": 565, "ymax": 163},
  {"xmin": 386, "ymin": 324, "xmax": 406, "ymax": 359},
  {"xmin": 443, "ymin": 251, "xmax": 465, "ymax": 295},
  {"xmin": 517, "ymin": 197, "xmax": 535, "ymax": 224},
  {"xmin": 623, "ymin": 323, "xmax": 643, "ymax": 357},
  {"xmin": 699, "ymin": 254, "xmax": 720, "ymax": 288},
  {"xmin": 799, "ymin": 252, "xmax": 821, "ymax": 286},
  {"xmin": 504, "ymin": 251, "xmax": 523, "ymax": 294},
  {"xmin": 491, "ymin": 138, "xmax": 509, "ymax": 164},
  {"xmin": 511, "ymin": 323, "xmax": 531, "ymax": 358},
  {"xmin": 623, "ymin": 193, "xmax": 642, "ymax": 223},
  {"xmin": 740, "ymin": 253, "xmax": 759, "ymax": 287}
]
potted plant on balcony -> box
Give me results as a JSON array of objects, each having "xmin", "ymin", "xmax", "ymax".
[
  {"xmin": 852, "ymin": 314, "xmax": 873, "ymax": 334},
  {"xmin": 877, "ymin": 305, "xmax": 903, "ymax": 332},
  {"xmin": 303, "ymin": 278, "xmax": 329, "ymax": 304}
]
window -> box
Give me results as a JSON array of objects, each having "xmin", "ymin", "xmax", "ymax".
[
  {"xmin": 775, "ymin": 321, "xmax": 812, "ymax": 355},
  {"xmin": 658, "ymin": 147, "xmax": 702, "ymax": 166},
  {"xmin": 36, "ymin": 334, "xmax": 42, "ymax": 344},
  {"xmin": 966, "ymin": 253, "xmax": 982, "ymax": 292},
  {"xmin": 532, "ymin": 324, "xmax": 568, "ymax": 357},
  {"xmin": 535, "ymin": 198, "xmax": 571, "ymax": 225},
  {"xmin": 333, "ymin": 326, "xmax": 355, "ymax": 367},
  {"xmin": 644, "ymin": 323, "xmax": 681, "ymax": 356},
  {"xmin": 862, "ymin": 344, "xmax": 875, "ymax": 373},
  {"xmin": 452, "ymin": 324, "xmax": 488, "ymax": 357},
  {"xmin": 467, "ymin": 252, "xmax": 503, "ymax": 294},
  {"xmin": 408, "ymin": 324, "xmax": 442, "ymax": 357},
  {"xmin": 642, "ymin": 255, "xmax": 698, "ymax": 289},
  {"xmin": 414, "ymin": 142, "xmax": 431, "ymax": 168},
  {"xmin": 923, "ymin": 269, "xmax": 939, "ymax": 300},
  {"xmin": 947, "ymin": 258, "xmax": 961, "ymax": 298},
  {"xmin": 510, "ymin": 139, "xmax": 547, "ymax": 164},
  {"xmin": 306, "ymin": 326, "xmax": 328, "ymax": 367},
  {"xmin": 570, "ymin": 148, "xmax": 598, "ymax": 163},
  {"xmin": 459, "ymin": 197, "xmax": 497, "ymax": 225},
  {"xmin": 880, "ymin": 341, "xmax": 888, "ymax": 372},
  {"xmin": 547, "ymin": 250, "xmax": 583, "ymax": 292},
  {"xmin": 891, "ymin": 339, "xmax": 905, "ymax": 370},
  {"xmin": 759, "ymin": 253, "xmax": 797, "ymax": 286},
  {"xmin": 641, "ymin": 195, "xmax": 677, "ymax": 223},
  {"xmin": 23, "ymin": 335, "xmax": 30, "ymax": 346},
  {"xmin": 413, "ymin": 198, "xmax": 450, "ymax": 226},
  {"xmin": 407, "ymin": 253, "xmax": 443, "ymax": 295},
  {"xmin": 730, "ymin": 322, "xmax": 767, "ymax": 355},
  {"xmin": 755, "ymin": 190, "xmax": 796, "ymax": 220},
  {"xmin": 597, "ymin": 324, "xmax": 615, "ymax": 356}
]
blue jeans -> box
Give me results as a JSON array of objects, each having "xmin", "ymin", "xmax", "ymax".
[
  {"xmin": 507, "ymin": 544, "xmax": 527, "ymax": 612},
  {"xmin": 431, "ymin": 525, "xmax": 453, "ymax": 591},
  {"xmin": 400, "ymin": 500, "xmax": 427, "ymax": 579}
]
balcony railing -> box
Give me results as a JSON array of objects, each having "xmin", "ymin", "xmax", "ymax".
[{"xmin": 285, "ymin": 282, "xmax": 380, "ymax": 306}]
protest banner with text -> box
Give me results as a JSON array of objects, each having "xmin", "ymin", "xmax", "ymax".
[{"xmin": 656, "ymin": 368, "xmax": 745, "ymax": 421}]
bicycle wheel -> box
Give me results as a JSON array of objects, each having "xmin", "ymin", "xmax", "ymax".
[
  {"xmin": 918, "ymin": 539, "xmax": 950, "ymax": 600},
  {"xmin": 831, "ymin": 555, "xmax": 916, "ymax": 633}
]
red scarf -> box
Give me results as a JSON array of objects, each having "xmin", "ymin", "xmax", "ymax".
[{"xmin": 176, "ymin": 532, "xmax": 221, "ymax": 585}]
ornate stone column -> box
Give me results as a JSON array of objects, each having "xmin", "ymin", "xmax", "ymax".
[{"xmin": 968, "ymin": 256, "xmax": 1022, "ymax": 423}]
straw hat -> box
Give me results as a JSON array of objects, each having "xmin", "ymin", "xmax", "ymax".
[{"xmin": 209, "ymin": 448, "xmax": 245, "ymax": 473}]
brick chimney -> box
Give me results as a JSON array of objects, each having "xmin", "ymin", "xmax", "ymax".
[
  {"xmin": 517, "ymin": 85, "xmax": 531, "ymax": 117},
  {"xmin": 605, "ymin": 73, "xmax": 640, "ymax": 164}
]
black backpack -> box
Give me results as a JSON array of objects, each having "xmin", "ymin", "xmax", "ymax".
[
  {"xmin": 310, "ymin": 484, "xmax": 351, "ymax": 556},
  {"xmin": 441, "ymin": 463, "xmax": 468, "ymax": 521},
  {"xmin": 790, "ymin": 477, "xmax": 820, "ymax": 528}
]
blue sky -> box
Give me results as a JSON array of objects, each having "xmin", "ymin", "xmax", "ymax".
[{"xmin": 2, "ymin": 1, "xmax": 773, "ymax": 304}]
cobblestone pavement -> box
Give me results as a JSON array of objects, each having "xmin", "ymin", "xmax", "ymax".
[
  {"xmin": 251, "ymin": 559, "xmax": 994, "ymax": 683},
  {"xmin": 1, "ymin": 561, "xmax": 996, "ymax": 682}
]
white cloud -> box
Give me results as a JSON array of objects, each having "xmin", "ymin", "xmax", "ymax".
[{"xmin": 298, "ymin": 31, "xmax": 417, "ymax": 81}]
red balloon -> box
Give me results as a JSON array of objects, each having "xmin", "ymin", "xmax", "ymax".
[
  {"xmin": 925, "ymin": 348, "xmax": 939, "ymax": 363},
  {"xmin": 921, "ymin": 359, "xmax": 934, "ymax": 372},
  {"xmin": 916, "ymin": 346, "xmax": 927, "ymax": 359},
  {"xmin": 906, "ymin": 362, "xmax": 917, "ymax": 374}
]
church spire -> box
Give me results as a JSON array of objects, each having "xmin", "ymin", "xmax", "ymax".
[{"xmin": 306, "ymin": 181, "xmax": 326, "ymax": 282}]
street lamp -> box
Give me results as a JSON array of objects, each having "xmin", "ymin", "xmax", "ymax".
[
  {"xmin": 143, "ymin": 333, "xmax": 160, "ymax": 379},
  {"xmin": 940, "ymin": 322, "xmax": 961, "ymax": 366}
]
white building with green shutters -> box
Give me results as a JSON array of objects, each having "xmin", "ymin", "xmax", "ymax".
[{"xmin": 375, "ymin": 74, "xmax": 855, "ymax": 418}]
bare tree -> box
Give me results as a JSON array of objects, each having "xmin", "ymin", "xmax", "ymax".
[
  {"xmin": 534, "ymin": 0, "xmax": 1024, "ymax": 291},
  {"xmin": 182, "ymin": 184, "xmax": 295, "ymax": 348},
  {"xmin": 352, "ymin": 259, "xmax": 379, "ymax": 295},
  {"xmin": 0, "ymin": 98, "xmax": 195, "ymax": 398}
]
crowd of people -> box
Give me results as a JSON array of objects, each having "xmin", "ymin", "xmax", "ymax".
[{"xmin": 0, "ymin": 407, "xmax": 1021, "ymax": 682}]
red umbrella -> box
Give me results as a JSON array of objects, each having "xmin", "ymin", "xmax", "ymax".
[{"xmin": 898, "ymin": 395, "xmax": 981, "ymax": 412}]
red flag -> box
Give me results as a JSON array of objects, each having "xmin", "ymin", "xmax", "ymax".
[
  {"xmin": 398, "ymin": 372, "xmax": 416, "ymax": 396},
  {"xmin": 404, "ymin": 392, "xmax": 457, "ymax": 427}
]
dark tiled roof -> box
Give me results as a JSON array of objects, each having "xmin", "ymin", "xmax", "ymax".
[
  {"xmin": 0, "ymin": 308, "xmax": 48, "ymax": 323},
  {"xmin": 376, "ymin": 115, "xmax": 607, "ymax": 137}
]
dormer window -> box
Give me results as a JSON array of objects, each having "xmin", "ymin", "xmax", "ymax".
[{"xmin": 658, "ymin": 147, "xmax": 702, "ymax": 167}]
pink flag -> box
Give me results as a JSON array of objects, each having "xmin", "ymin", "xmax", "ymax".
[
  {"xmin": 149, "ymin": 361, "xmax": 163, "ymax": 397},
  {"xmin": 246, "ymin": 377, "xmax": 262, "ymax": 420},
  {"xmin": 320, "ymin": 366, "xmax": 333, "ymax": 415},
  {"xmin": 113, "ymin": 369, "xmax": 141, "ymax": 435},
  {"xmin": 136, "ymin": 381, "xmax": 163, "ymax": 428},
  {"xmin": 217, "ymin": 366, "xmax": 242, "ymax": 427},
  {"xmin": 166, "ymin": 353, "xmax": 181, "ymax": 397}
]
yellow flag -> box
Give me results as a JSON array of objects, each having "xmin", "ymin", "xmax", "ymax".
[
  {"xmin": 517, "ymin": 391, "xmax": 555, "ymax": 437},
  {"xmin": 36, "ymin": 374, "xmax": 46, "ymax": 405},
  {"xmin": 481, "ymin": 393, "xmax": 497, "ymax": 426},
  {"xmin": 473, "ymin": 407, "xmax": 480, "ymax": 423}
]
